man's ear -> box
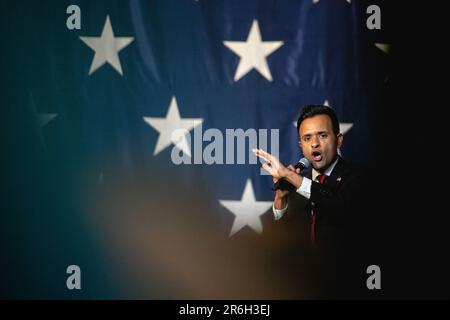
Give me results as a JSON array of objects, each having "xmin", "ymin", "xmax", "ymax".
[{"xmin": 336, "ymin": 133, "xmax": 344, "ymax": 149}]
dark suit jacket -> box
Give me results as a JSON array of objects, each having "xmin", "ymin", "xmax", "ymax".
[
  {"xmin": 279, "ymin": 157, "xmax": 366, "ymax": 246},
  {"xmin": 264, "ymin": 156, "xmax": 374, "ymax": 298}
]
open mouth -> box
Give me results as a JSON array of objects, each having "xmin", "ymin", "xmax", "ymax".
[{"xmin": 312, "ymin": 151, "xmax": 323, "ymax": 162}]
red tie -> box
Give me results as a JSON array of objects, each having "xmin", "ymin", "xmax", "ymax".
[
  {"xmin": 318, "ymin": 174, "xmax": 328, "ymax": 185},
  {"xmin": 311, "ymin": 174, "xmax": 328, "ymax": 246}
]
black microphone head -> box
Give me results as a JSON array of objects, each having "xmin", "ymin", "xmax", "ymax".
[{"xmin": 295, "ymin": 157, "xmax": 310, "ymax": 170}]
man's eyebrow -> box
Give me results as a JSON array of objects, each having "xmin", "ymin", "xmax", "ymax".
[{"xmin": 301, "ymin": 130, "xmax": 329, "ymax": 136}]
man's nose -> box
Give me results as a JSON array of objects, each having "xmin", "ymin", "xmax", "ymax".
[{"xmin": 311, "ymin": 135, "xmax": 320, "ymax": 148}]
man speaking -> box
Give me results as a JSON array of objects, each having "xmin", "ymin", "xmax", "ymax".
[{"xmin": 253, "ymin": 105, "xmax": 371, "ymax": 298}]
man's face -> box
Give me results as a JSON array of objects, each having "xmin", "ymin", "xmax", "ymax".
[{"xmin": 299, "ymin": 114, "xmax": 343, "ymax": 172}]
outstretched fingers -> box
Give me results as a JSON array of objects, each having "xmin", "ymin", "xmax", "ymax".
[
  {"xmin": 261, "ymin": 162, "xmax": 273, "ymax": 175},
  {"xmin": 252, "ymin": 148, "xmax": 274, "ymax": 164}
]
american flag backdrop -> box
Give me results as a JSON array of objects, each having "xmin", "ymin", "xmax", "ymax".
[{"xmin": 1, "ymin": 0, "xmax": 413, "ymax": 299}]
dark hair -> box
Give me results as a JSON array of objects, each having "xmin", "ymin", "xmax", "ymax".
[{"xmin": 296, "ymin": 105, "xmax": 340, "ymax": 135}]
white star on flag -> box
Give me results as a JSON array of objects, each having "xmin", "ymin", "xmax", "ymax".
[
  {"xmin": 143, "ymin": 96, "xmax": 203, "ymax": 157},
  {"xmin": 374, "ymin": 43, "xmax": 391, "ymax": 83},
  {"xmin": 223, "ymin": 20, "xmax": 284, "ymax": 81},
  {"xmin": 339, "ymin": 123, "xmax": 353, "ymax": 135},
  {"xmin": 375, "ymin": 43, "xmax": 390, "ymax": 55},
  {"xmin": 219, "ymin": 179, "xmax": 272, "ymax": 237},
  {"xmin": 38, "ymin": 113, "xmax": 57, "ymax": 127},
  {"xmin": 80, "ymin": 15, "xmax": 134, "ymax": 76}
]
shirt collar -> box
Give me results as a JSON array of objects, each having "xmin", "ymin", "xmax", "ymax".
[{"xmin": 312, "ymin": 157, "xmax": 339, "ymax": 181}]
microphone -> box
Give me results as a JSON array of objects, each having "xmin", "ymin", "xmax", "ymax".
[{"xmin": 272, "ymin": 157, "xmax": 310, "ymax": 191}]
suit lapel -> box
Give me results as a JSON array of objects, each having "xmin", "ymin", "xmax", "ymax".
[{"xmin": 326, "ymin": 157, "xmax": 349, "ymax": 187}]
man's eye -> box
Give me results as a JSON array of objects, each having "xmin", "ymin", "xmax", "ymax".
[
  {"xmin": 320, "ymin": 134, "xmax": 328, "ymax": 138},
  {"xmin": 303, "ymin": 137, "xmax": 310, "ymax": 142}
]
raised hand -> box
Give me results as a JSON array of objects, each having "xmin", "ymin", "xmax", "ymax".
[{"xmin": 252, "ymin": 148, "xmax": 289, "ymax": 180}]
